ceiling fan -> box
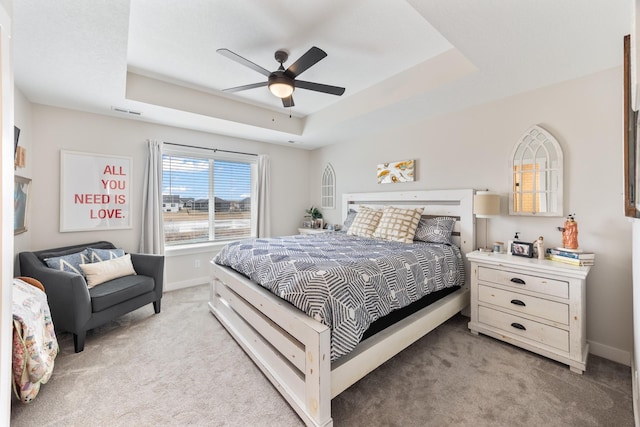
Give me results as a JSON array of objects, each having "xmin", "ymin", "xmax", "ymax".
[{"xmin": 217, "ymin": 46, "xmax": 345, "ymax": 108}]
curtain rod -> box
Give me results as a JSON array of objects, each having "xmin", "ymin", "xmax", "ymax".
[{"xmin": 163, "ymin": 142, "xmax": 258, "ymax": 157}]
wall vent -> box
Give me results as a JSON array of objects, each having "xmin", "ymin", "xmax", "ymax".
[{"xmin": 111, "ymin": 106, "xmax": 142, "ymax": 116}]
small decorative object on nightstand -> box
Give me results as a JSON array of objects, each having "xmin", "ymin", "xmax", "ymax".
[
  {"xmin": 304, "ymin": 206, "xmax": 323, "ymax": 229},
  {"xmin": 506, "ymin": 232, "xmax": 520, "ymax": 256},
  {"xmin": 467, "ymin": 251, "xmax": 591, "ymax": 374},
  {"xmin": 535, "ymin": 236, "xmax": 544, "ymax": 260},
  {"xmin": 558, "ymin": 213, "xmax": 579, "ymax": 250},
  {"xmin": 511, "ymin": 241, "xmax": 533, "ymax": 258}
]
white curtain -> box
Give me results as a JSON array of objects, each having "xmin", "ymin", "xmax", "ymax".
[
  {"xmin": 139, "ymin": 139, "xmax": 165, "ymax": 254},
  {"xmin": 256, "ymin": 154, "xmax": 271, "ymax": 238}
]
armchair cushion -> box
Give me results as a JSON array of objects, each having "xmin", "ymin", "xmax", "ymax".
[
  {"xmin": 80, "ymin": 254, "xmax": 137, "ymax": 288},
  {"xmin": 89, "ymin": 275, "xmax": 155, "ymax": 312}
]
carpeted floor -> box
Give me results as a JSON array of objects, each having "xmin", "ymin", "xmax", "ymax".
[{"xmin": 10, "ymin": 284, "xmax": 634, "ymax": 426}]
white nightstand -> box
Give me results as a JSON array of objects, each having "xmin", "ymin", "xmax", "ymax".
[
  {"xmin": 466, "ymin": 251, "xmax": 591, "ymax": 374},
  {"xmin": 298, "ymin": 228, "xmax": 329, "ymax": 235}
]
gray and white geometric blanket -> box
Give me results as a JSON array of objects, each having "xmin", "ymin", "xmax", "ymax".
[{"xmin": 213, "ymin": 232, "xmax": 464, "ymax": 361}]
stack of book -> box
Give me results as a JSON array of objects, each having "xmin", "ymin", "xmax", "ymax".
[{"xmin": 546, "ymin": 248, "xmax": 595, "ymax": 266}]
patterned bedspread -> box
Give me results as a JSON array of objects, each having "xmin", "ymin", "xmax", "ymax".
[
  {"xmin": 213, "ymin": 232, "xmax": 464, "ymax": 360},
  {"xmin": 12, "ymin": 278, "xmax": 58, "ymax": 402}
]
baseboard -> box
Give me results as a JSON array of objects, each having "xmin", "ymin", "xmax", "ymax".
[
  {"xmin": 164, "ymin": 276, "xmax": 209, "ymax": 292},
  {"xmin": 588, "ymin": 339, "xmax": 631, "ymax": 366}
]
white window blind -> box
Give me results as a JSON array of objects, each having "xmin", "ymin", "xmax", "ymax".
[{"xmin": 162, "ymin": 151, "xmax": 255, "ymax": 245}]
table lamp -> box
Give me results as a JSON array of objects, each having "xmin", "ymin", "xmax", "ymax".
[{"xmin": 474, "ymin": 191, "xmax": 500, "ymax": 251}]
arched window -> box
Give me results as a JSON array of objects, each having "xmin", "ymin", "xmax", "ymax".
[
  {"xmin": 321, "ymin": 164, "xmax": 335, "ymax": 209},
  {"xmin": 509, "ymin": 125, "xmax": 563, "ymax": 216}
]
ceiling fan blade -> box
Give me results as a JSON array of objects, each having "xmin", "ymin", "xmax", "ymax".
[
  {"xmin": 285, "ymin": 46, "xmax": 327, "ymax": 78},
  {"xmin": 282, "ymin": 95, "xmax": 294, "ymax": 108},
  {"xmin": 295, "ymin": 80, "xmax": 345, "ymax": 96},
  {"xmin": 217, "ymin": 48, "xmax": 271, "ymax": 77},
  {"xmin": 222, "ymin": 82, "xmax": 268, "ymax": 93}
]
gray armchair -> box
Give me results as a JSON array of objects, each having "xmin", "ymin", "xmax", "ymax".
[{"xmin": 19, "ymin": 241, "xmax": 164, "ymax": 352}]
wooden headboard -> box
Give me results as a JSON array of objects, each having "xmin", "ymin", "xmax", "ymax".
[{"xmin": 341, "ymin": 189, "xmax": 476, "ymax": 257}]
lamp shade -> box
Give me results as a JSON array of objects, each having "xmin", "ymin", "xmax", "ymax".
[{"xmin": 474, "ymin": 192, "xmax": 500, "ymax": 218}]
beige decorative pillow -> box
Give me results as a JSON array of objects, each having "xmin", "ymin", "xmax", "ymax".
[
  {"xmin": 346, "ymin": 206, "xmax": 383, "ymax": 238},
  {"xmin": 80, "ymin": 253, "xmax": 137, "ymax": 288},
  {"xmin": 373, "ymin": 206, "xmax": 424, "ymax": 243}
]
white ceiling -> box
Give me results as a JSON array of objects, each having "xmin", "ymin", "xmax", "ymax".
[{"xmin": 12, "ymin": 0, "xmax": 631, "ymax": 149}]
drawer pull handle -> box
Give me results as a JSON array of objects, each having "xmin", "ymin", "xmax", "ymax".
[
  {"xmin": 510, "ymin": 278, "xmax": 526, "ymax": 285},
  {"xmin": 510, "ymin": 299, "xmax": 526, "ymax": 307},
  {"xmin": 511, "ymin": 322, "xmax": 526, "ymax": 331}
]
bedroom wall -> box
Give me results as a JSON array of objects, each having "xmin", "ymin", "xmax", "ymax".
[
  {"xmin": 14, "ymin": 101, "xmax": 311, "ymax": 290},
  {"xmin": 14, "ymin": 88, "xmax": 34, "ymax": 264},
  {"xmin": 309, "ymin": 66, "xmax": 632, "ymax": 365}
]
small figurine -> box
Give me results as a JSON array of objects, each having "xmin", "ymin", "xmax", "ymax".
[
  {"xmin": 558, "ymin": 213, "xmax": 578, "ymax": 250},
  {"xmin": 535, "ymin": 236, "xmax": 544, "ymax": 260}
]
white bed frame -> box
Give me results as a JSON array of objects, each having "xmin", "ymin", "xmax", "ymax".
[{"xmin": 209, "ymin": 189, "xmax": 475, "ymax": 426}]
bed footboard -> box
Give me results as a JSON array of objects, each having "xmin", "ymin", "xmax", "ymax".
[{"xmin": 209, "ymin": 263, "xmax": 333, "ymax": 427}]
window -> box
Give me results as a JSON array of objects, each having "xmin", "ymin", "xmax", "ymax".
[{"xmin": 162, "ymin": 146, "xmax": 256, "ymax": 246}]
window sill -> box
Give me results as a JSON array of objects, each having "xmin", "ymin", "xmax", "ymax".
[{"xmin": 164, "ymin": 241, "xmax": 230, "ymax": 257}]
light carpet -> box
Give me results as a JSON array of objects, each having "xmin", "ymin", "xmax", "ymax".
[{"xmin": 10, "ymin": 284, "xmax": 634, "ymax": 426}]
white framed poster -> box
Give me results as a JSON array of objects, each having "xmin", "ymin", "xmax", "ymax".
[{"xmin": 60, "ymin": 150, "xmax": 132, "ymax": 232}]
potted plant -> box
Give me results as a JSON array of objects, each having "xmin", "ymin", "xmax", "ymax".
[{"xmin": 305, "ymin": 206, "xmax": 323, "ymax": 228}]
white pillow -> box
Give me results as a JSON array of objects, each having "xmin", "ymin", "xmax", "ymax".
[
  {"xmin": 373, "ymin": 206, "xmax": 424, "ymax": 243},
  {"xmin": 80, "ymin": 253, "xmax": 137, "ymax": 288}
]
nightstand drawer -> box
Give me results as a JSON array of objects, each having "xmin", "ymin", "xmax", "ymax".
[
  {"xmin": 478, "ymin": 285, "xmax": 569, "ymax": 325},
  {"xmin": 478, "ymin": 266, "xmax": 569, "ymax": 299},
  {"xmin": 478, "ymin": 306, "xmax": 569, "ymax": 352}
]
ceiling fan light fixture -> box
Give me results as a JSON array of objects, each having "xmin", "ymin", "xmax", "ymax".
[
  {"xmin": 218, "ymin": 46, "xmax": 344, "ymax": 107},
  {"xmin": 268, "ymin": 80, "xmax": 294, "ymax": 98}
]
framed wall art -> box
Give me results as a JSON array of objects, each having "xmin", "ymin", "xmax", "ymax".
[
  {"xmin": 377, "ymin": 159, "xmax": 415, "ymax": 184},
  {"xmin": 60, "ymin": 150, "xmax": 132, "ymax": 232},
  {"xmin": 14, "ymin": 126, "xmax": 26, "ymax": 168},
  {"xmin": 14, "ymin": 175, "xmax": 31, "ymax": 235}
]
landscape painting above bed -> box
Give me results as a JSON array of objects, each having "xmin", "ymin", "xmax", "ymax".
[{"xmin": 209, "ymin": 189, "xmax": 475, "ymax": 427}]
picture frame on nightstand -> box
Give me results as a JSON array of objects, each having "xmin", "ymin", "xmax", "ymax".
[{"xmin": 511, "ymin": 241, "xmax": 533, "ymax": 257}]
